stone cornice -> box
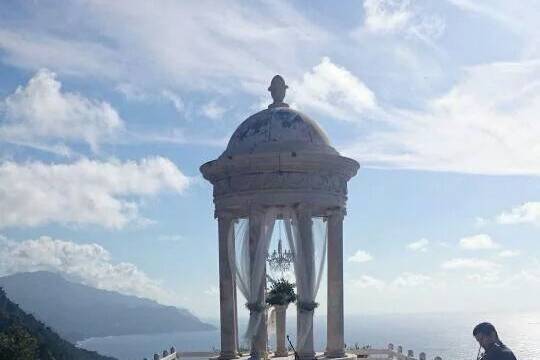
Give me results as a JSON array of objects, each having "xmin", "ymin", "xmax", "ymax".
[{"xmin": 200, "ymin": 151, "xmax": 359, "ymax": 184}]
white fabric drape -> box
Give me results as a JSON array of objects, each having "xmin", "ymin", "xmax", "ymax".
[
  {"xmin": 227, "ymin": 206, "xmax": 327, "ymax": 351},
  {"xmin": 228, "ymin": 208, "xmax": 278, "ymax": 343},
  {"xmin": 283, "ymin": 208, "xmax": 327, "ymax": 350}
]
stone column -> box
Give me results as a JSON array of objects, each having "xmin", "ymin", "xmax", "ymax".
[
  {"xmin": 218, "ymin": 213, "xmax": 238, "ymax": 359},
  {"xmin": 326, "ymin": 208, "xmax": 345, "ymax": 358},
  {"xmin": 274, "ymin": 305, "xmax": 288, "ymax": 357},
  {"xmin": 231, "ymin": 219, "xmax": 240, "ymax": 355},
  {"xmin": 296, "ymin": 205, "xmax": 315, "ymax": 360},
  {"xmin": 249, "ymin": 207, "xmax": 267, "ymax": 359}
]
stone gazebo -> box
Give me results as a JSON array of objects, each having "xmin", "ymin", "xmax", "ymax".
[{"xmin": 200, "ymin": 76, "xmax": 359, "ymax": 360}]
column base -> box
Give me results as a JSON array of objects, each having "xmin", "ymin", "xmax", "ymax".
[
  {"xmin": 218, "ymin": 351, "xmax": 239, "ymax": 360},
  {"xmin": 273, "ymin": 352, "xmax": 289, "ymax": 358},
  {"xmin": 248, "ymin": 352, "xmax": 268, "ymax": 360},
  {"xmin": 320, "ymin": 353, "xmax": 355, "ymax": 360},
  {"xmin": 324, "ymin": 351, "xmax": 346, "ymax": 359},
  {"xmin": 298, "ymin": 351, "xmax": 316, "ymax": 360}
]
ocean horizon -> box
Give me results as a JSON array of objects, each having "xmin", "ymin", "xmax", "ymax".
[{"xmin": 78, "ymin": 311, "xmax": 540, "ymax": 360}]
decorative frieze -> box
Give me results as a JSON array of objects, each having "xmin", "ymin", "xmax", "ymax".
[{"xmin": 213, "ymin": 172, "xmax": 347, "ymax": 197}]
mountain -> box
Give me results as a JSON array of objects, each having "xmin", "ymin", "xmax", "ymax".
[
  {"xmin": 0, "ymin": 287, "xmax": 116, "ymax": 360},
  {"xmin": 0, "ymin": 271, "xmax": 215, "ymax": 342}
]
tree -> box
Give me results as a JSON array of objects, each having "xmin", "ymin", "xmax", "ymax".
[{"xmin": 0, "ymin": 324, "xmax": 39, "ymax": 360}]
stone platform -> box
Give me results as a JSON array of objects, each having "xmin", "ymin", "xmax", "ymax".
[{"xmin": 226, "ymin": 352, "xmax": 356, "ymax": 360}]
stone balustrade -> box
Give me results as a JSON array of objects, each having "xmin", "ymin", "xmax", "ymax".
[
  {"xmin": 145, "ymin": 342, "xmax": 443, "ymax": 360},
  {"xmin": 352, "ymin": 343, "xmax": 443, "ymax": 360},
  {"xmin": 143, "ymin": 346, "xmax": 180, "ymax": 360}
]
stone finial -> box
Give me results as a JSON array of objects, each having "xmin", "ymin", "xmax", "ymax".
[
  {"xmin": 397, "ymin": 345, "xmax": 403, "ymax": 354},
  {"xmin": 268, "ymin": 75, "xmax": 289, "ymax": 108},
  {"xmin": 419, "ymin": 352, "xmax": 426, "ymax": 360},
  {"xmin": 407, "ymin": 350, "xmax": 414, "ymax": 358},
  {"xmin": 170, "ymin": 346, "xmax": 176, "ymax": 354},
  {"xmin": 163, "ymin": 350, "xmax": 169, "ymax": 357},
  {"xmin": 388, "ymin": 343, "xmax": 394, "ymax": 350}
]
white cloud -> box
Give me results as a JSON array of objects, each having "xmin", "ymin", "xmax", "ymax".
[
  {"xmin": 157, "ymin": 234, "xmax": 184, "ymax": 242},
  {"xmin": 351, "ymin": 275, "xmax": 385, "ymax": 290},
  {"xmin": 162, "ymin": 90, "xmax": 185, "ymax": 114},
  {"xmin": 289, "ymin": 57, "xmax": 377, "ymax": 121},
  {"xmin": 0, "ymin": 236, "xmax": 175, "ymax": 305},
  {"xmin": 348, "ymin": 250, "xmax": 374, "ymax": 263},
  {"xmin": 1, "ymin": 69, "xmax": 123, "ymax": 152},
  {"xmin": 497, "ymin": 202, "xmax": 540, "ymax": 226},
  {"xmin": 204, "ymin": 286, "xmax": 220, "ymax": 296},
  {"xmin": 361, "ymin": 0, "xmax": 445, "ymax": 41},
  {"xmin": 0, "ymin": 157, "xmax": 189, "ymax": 229},
  {"xmin": 459, "ymin": 234, "xmax": 500, "ymax": 250},
  {"xmin": 0, "ymin": 1, "xmax": 328, "ymax": 91},
  {"xmin": 467, "ymin": 271, "xmax": 500, "ymax": 283},
  {"xmin": 363, "ymin": 0, "xmax": 411, "ymax": 33},
  {"xmin": 392, "ymin": 272, "xmax": 431, "ymax": 287},
  {"xmin": 348, "ymin": 60, "xmax": 540, "ymax": 175},
  {"xmin": 498, "ymin": 250, "xmax": 521, "ymax": 258},
  {"xmin": 475, "ymin": 217, "xmax": 488, "ymax": 227},
  {"xmin": 407, "ymin": 238, "xmax": 429, "ymax": 252},
  {"xmin": 441, "ymin": 258, "xmax": 498, "ymax": 271},
  {"xmin": 0, "ymin": 30, "xmax": 121, "ymax": 78},
  {"xmin": 201, "ymin": 101, "xmax": 227, "ymax": 120},
  {"xmin": 116, "ymin": 83, "xmax": 149, "ymax": 102}
]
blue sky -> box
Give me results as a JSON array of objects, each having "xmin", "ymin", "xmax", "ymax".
[{"xmin": 0, "ymin": 0, "xmax": 539, "ymax": 318}]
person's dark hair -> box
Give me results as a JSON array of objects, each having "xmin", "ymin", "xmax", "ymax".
[{"xmin": 473, "ymin": 322, "xmax": 498, "ymax": 337}]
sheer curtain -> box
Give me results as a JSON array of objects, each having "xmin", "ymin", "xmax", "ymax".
[
  {"xmin": 227, "ymin": 208, "xmax": 278, "ymax": 343},
  {"xmin": 283, "ymin": 208, "xmax": 327, "ymax": 350},
  {"xmin": 226, "ymin": 206, "xmax": 327, "ymax": 351}
]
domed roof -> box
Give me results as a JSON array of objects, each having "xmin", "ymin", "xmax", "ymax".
[{"xmin": 222, "ymin": 75, "xmax": 337, "ymax": 157}]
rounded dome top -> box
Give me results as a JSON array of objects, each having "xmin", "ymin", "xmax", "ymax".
[
  {"xmin": 222, "ymin": 75, "xmax": 337, "ymax": 157},
  {"xmin": 223, "ymin": 106, "xmax": 337, "ymax": 157}
]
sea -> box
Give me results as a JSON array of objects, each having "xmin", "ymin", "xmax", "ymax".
[{"xmin": 78, "ymin": 312, "xmax": 540, "ymax": 360}]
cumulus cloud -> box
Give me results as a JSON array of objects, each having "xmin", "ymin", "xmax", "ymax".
[
  {"xmin": 459, "ymin": 234, "xmax": 500, "ymax": 250},
  {"xmin": 496, "ymin": 202, "xmax": 540, "ymax": 226},
  {"xmin": 441, "ymin": 258, "xmax": 498, "ymax": 271},
  {"xmin": 289, "ymin": 57, "xmax": 377, "ymax": 121},
  {"xmin": 0, "ymin": 69, "xmax": 123, "ymax": 152},
  {"xmin": 0, "ymin": 157, "xmax": 190, "ymax": 229},
  {"xmin": 348, "ymin": 60, "xmax": 540, "ymax": 176},
  {"xmin": 348, "ymin": 250, "xmax": 374, "ymax": 263},
  {"xmin": 407, "ymin": 238, "xmax": 429, "ymax": 252},
  {"xmin": 0, "ymin": 236, "xmax": 175, "ymax": 304},
  {"xmin": 392, "ymin": 272, "xmax": 431, "ymax": 287}
]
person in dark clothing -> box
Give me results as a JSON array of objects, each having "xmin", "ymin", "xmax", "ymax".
[{"xmin": 473, "ymin": 322, "xmax": 517, "ymax": 360}]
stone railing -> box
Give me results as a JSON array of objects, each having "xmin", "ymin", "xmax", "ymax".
[
  {"xmin": 145, "ymin": 343, "xmax": 443, "ymax": 360},
  {"xmin": 351, "ymin": 343, "xmax": 443, "ymax": 360},
  {"xmin": 143, "ymin": 346, "xmax": 181, "ymax": 360}
]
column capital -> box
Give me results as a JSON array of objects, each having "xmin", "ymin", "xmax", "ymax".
[
  {"xmin": 214, "ymin": 209, "xmax": 235, "ymax": 220},
  {"xmin": 294, "ymin": 202, "xmax": 314, "ymax": 219},
  {"xmin": 326, "ymin": 207, "xmax": 346, "ymax": 219},
  {"xmin": 248, "ymin": 203, "xmax": 267, "ymax": 218}
]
